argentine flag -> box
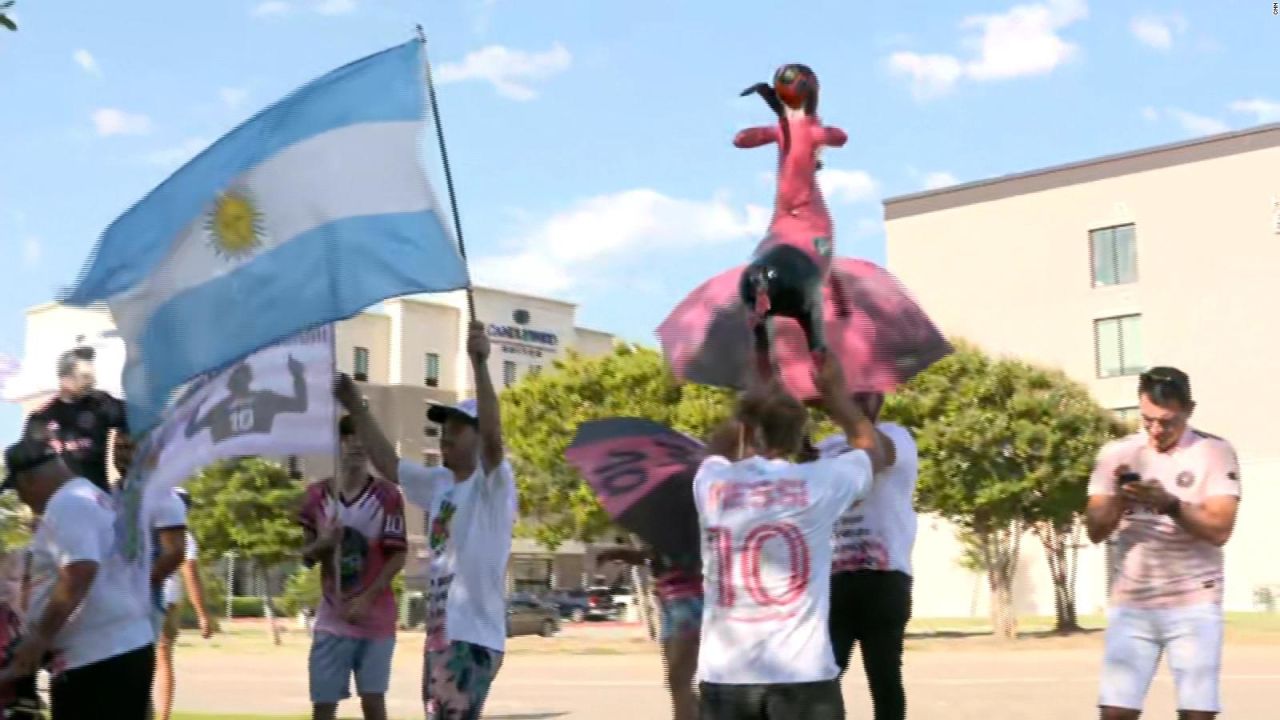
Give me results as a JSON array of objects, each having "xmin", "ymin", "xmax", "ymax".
[{"xmin": 64, "ymin": 40, "xmax": 470, "ymax": 434}]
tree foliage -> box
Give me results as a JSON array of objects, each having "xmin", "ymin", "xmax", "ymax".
[
  {"xmin": 186, "ymin": 457, "xmax": 304, "ymax": 567},
  {"xmin": 186, "ymin": 457, "xmax": 304, "ymax": 644},
  {"xmin": 501, "ymin": 344, "xmax": 734, "ymax": 550},
  {"xmin": 883, "ymin": 340, "xmax": 1123, "ymax": 637}
]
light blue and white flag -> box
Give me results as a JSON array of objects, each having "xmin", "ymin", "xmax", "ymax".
[{"xmin": 64, "ymin": 39, "xmax": 469, "ymax": 433}]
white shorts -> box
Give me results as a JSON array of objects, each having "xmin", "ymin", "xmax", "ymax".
[{"xmin": 1099, "ymin": 603, "xmax": 1224, "ymax": 713}]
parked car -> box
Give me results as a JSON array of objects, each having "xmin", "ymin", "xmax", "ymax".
[
  {"xmin": 548, "ymin": 588, "xmax": 618, "ymax": 621},
  {"xmin": 506, "ymin": 594, "xmax": 559, "ymax": 638},
  {"xmin": 607, "ymin": 585, "xmax": 635, "ymax": 615}
]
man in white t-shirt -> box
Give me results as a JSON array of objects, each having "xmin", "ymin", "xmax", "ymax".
[
  {"xmin": 112, "ymin": 431, "xmax": 213, "ymax": 720},
  {"xmin": 336, "ymin": 320, "xmax": 515, "ymax": 720},
  {"xmin": 694, "ymin": 356, "xmax": 894, "ymax": 720},
  {"xmin": 3, "ymin": 436, "xmax": 155, "ymax": 718},
  {"xmin": 1086, "ymin": 367, "xmax": 1241, "ymax": 720},
  {"xmin": 816, "ymin": 392, "xmax": 916, "ymax": 720},
  {"xmin": 152, "ymin": 489, "xmax": 211, "ymax": 720}
]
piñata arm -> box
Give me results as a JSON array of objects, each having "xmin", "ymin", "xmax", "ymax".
[
  {"xmin": 822, "ymin": 126, "xmax": 848, "ymax": 148},
  {"xmin": 734, "ymin": 125, "xmax": 781, "ymax": 148}
]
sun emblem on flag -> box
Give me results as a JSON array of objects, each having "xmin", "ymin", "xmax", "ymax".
[{"xmin": 205, "ymin": 187, "xmax": 264, "ymax": 259}]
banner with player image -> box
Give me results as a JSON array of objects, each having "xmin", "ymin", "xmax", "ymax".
[{"xmin": 114, "ymin": 324, "xmax": 338, "ymax": 568}]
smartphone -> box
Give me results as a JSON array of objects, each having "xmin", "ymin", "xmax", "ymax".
[{"xmin": 1118, "ymin": 471, "xmax": 1141, "ymax": 486}]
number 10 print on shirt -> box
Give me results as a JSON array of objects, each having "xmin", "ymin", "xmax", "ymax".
[{"xmin": 706, "ymin": 521, "xmax": 811, "ymax": 622}]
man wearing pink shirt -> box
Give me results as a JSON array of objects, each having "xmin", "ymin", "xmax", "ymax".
[
  {"xmin": 299, "ymin": 411, "xmax": 407, "ymax": 720},
  {"xmin": 1085, "ymin": 367, "xmax": 1241, "ymax": 720}
]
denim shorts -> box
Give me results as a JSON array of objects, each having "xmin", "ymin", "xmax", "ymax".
[{"xmin": 308, "ymin": 631, "xmax": 397, "ymax": 704}]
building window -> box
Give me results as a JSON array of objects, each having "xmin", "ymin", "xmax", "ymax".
[
  {"xmin": 528, "ymin": 365, "xmax": 541, "ymax": 378},
  {"xmin": 1090, "ymin": 224, "xmax": 1137, "ymax": 287},
  {"xmin": 503, "ymin": 361, "xmax": 517, "ymax": 387},
  {"xmin": 353, "ymin": 346, "xmax": 370, "ymax": 382},
  {"xmin": 1094, "ymin": 315, "xmax": 1144, "ymax": 378},
  {"xmin": 423, "ymin": 407, "xmax": 440, "ymax": 437},
  {"xmin": 425, "ymin": 353, "xmax": 440, "ymax": 387},
  {"xmin": 423, "ymin": 451, "xmax": 441, "ymax": 467}
]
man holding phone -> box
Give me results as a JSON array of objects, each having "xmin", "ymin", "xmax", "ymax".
[{"xmin": 1085, "ymin": 367, "xmax": 1241, "ymax": 720}]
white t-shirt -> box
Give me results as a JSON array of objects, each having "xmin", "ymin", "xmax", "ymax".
[
  {"xmin": 694, "ymin": 451, "xmax": 874, "ymax": 685},
  {"xmin": 150, "ymin": 489, "xmax": 188, "ymax": 610},
  {"xmin": 399, "ymin": 458, "xmax": 517, "ymax": 653},
  {"xmin": 161, "ymin": 533, "xmax": 199, "ymax": 607},
  {"xmin": 818, "ymin": 424, "xmax": 919, "ymax": 576},
  {"xmin": 26, "ymin": 478, "xmax": 154, "ymax": 671}
]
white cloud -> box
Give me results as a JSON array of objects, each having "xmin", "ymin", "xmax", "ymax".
[
  {"xmin": 314, "ymin": 0, "xmax": 356, "ymax": 15},
  {"xmin": 1130, "ymin": 13, "xmax": 1188, "ymax": 50},
  {"xmin": 888, "ymin": 0, "xmax": 1088, "ymax": 99},
  {"xmin": 219, "ymin": 87, "xmax": 249, "ymax": 110},
  {"xmin": 922, "ymin": 171, "xmax": 960, "ymax": 190},
  {"xmin": 1141, "ymin": 106, "xmax": 1160, "ymax": 121},
  {"xmin": 92, "ymin": 108, "xmax": 152, "ymax": 137},
  {"xmin": 818, "ymin": 169, "xmax": 879, "ymax": 204},
  {"xmin": 437, "ymin": 43, "xmax": 572, "ymax": 101},
  {"xmin": 251, "ymin": 1, "xmax": 291, "ymax": 17},
  {"xmin": 472, "ymin": 189, "xmax": 768, "ymax": 296},
  {"xmin": 887, "ymin": 52, "xmax": 964, "ymax": 100},
  {"xmin": 1166, "ymin": 108, "xmax": 1229, "ymax": 136},
  {"xmin": 1229, "ymin": 98, "xmax": 1280, "ymax": 124},
  {"xmin": 142, "ymin": 137, "xmax": 211, "ymax": 167},
  {"xmin": 23, "ymin": 236, "xmax": 41, "ymax": 268},
  {"xmin": 73, "ymin": 49, "xmax": 101, "ymax": 77}
]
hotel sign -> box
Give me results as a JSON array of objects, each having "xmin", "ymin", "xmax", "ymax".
[
  {"xmin": 487, "ymin": 324, "xmax": 559, "ymax": 347},
  {"xmin": 488, "ymin": 323, "xmax": 560, "ymax": 359}
]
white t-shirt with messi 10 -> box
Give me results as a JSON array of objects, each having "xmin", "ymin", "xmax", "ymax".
[{"xmin": 693, "ymin": 451, "xmax": 875, "ymax": 685}]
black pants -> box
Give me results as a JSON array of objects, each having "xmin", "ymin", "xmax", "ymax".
[
  {"xmin": 828, "ymin": 570, "xmax": 912, "ymax": 720},
  {"xmin": 700, "ymin": 680, "xmax": 844, "ymax": 720},
  {"xmin": 50, "ymin": 644, "xmax": 154, "ymax": 720}
]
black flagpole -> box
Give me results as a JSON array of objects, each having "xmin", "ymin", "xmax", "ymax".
[{"xmin": 418, "ymin": 25, "xmax": 476, "ymax": 323}]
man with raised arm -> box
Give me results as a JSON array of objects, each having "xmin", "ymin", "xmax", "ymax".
[
  {"xmin": 693, "ymin": 356, "xmax": 893, "ymax": 720},
  {"xmin": 335, "ymin": 319, "xmax": 516, "ymax": 720}
]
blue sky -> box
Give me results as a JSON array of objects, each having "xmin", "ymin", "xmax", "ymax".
[{"xmin": 1, "ymin": 0, "xmax": 1278, "ymax": 441}]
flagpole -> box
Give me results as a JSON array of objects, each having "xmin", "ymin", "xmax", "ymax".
[
  {"xmin": 329, "ymin": 327, "xmax": 342, "ymax": 607},
  {"xmin": 418, "ymin": 25, "xmax": 476, "ymax": 324}
]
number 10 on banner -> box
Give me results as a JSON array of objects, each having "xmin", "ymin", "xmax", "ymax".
[{"xmin": 706, "ymin": 522, "xmax": 810, "ymax": 610}]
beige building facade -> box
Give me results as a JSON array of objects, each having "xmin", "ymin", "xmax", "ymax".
[
  {"xmin": 5, "ymin": 286, "xmax": 616, "ymax": 592},
  {"xmin": 884, "ymin": 122, "xmax": 1280, "ymax": 615}
]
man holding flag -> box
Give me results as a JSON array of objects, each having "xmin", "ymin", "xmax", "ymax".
[{"xmin": 60, "ymin": 37, "xmax": 470, "ymax": 439}]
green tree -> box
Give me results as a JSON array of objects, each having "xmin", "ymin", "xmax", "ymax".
[
  {"xmin": 501, "ymin": 344, "xmax": 733, "ymax": 550},
  {"xmin": 501, "ymin": 344, "xmax": 734, "ymax": 641},
  {"xmin": 186, "ymin": 457, "xmax": 304, "ymax": 645},
  {"xmin": 0, "ymin": 481, "xmax": 32, "ymax": 551},
  {"xmin": 883, "ymin": 341, "xmax": 1121, "ymax": 638},
  {"xmin": 0, "ymin": 2, "xmax": 16, "ymax": 32}
]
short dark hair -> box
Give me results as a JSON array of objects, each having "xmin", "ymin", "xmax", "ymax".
[
  {"xmin": 56, "ymin": 346, "xmax": 94, "ymax": 379},
  {"xmin": 736, "ymin": 390, "xmax": 808, "ymax": 456},
  {"xmin": 1139, "ymin": 366, "xmax": 1193, "ymax": 409},
  {"xmin": 338, "ymin": 415, "xmax": 355, "ymax": 437}
]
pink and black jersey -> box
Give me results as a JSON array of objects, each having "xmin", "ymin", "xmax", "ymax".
[{"xmin": 298, "ymin": 478, "xmax": 407, "ymax": 639}]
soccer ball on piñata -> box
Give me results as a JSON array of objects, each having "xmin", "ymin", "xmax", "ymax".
[{"xmin": 773, "ymin": 63, "xmax": 818, "ymax": 112}]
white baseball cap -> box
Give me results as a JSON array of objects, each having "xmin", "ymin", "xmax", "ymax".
[{"xmin": 427, "ymin": 398, "xmax": 479, "ymax": 425}]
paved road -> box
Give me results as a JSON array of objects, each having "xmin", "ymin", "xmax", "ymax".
[{"xmin": 173, "ymin": 628, "xmax": 1280, "ymax": 719}]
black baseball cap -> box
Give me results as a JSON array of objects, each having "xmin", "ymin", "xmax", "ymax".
[{"xmin": 2, "ymin": 438, "xmax": 59, "ymax": 492}]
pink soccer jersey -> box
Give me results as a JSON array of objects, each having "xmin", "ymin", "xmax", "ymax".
[
  {"xmin": 299, "ymin": 479, "xmax": 407, "ymax": 638},
  {"xmin": 1088, "ymin": 429, "xmax": 1242, "ymax": 609}
]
